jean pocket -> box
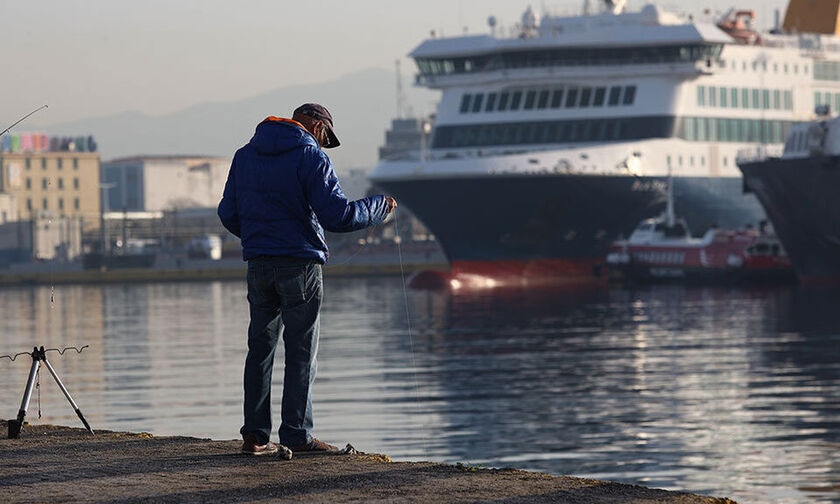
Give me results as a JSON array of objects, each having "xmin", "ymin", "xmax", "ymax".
[{"xmin": 273, "ymin": 265, "xmax": 308, "ymax": 308}]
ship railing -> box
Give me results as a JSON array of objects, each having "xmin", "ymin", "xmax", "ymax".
[{"xmin": 735, "ymin": 145, "xmax": 783, "ymax": 164}]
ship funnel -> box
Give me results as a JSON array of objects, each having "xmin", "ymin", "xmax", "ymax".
[{"xmin": 603, "ymin": 0, "xmax": 626, "ymax": 15}]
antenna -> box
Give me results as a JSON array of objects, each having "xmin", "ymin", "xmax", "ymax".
[{"xmin": 395, "ymin": 60, "xmax": 407, "ymax": 119}]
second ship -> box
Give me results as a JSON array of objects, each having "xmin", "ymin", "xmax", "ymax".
[{"xmin": 371, "ymin": 0, "xmax": 835, "ymax": 284}]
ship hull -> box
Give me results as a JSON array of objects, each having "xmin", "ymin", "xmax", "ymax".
[
  {"xmin": 374, "ymin": 173, "xmax": 764, "ymax": 281},
  {"xmin": 740, "ymin": 156, "xmax": 840, "ymax": 282}
]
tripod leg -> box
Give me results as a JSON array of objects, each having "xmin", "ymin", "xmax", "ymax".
[
  {"xmin": 41, "ymin": 358, "xmax": 95, "ymax": 435},
  {"xmin": 8, "ymin": 360, "xmax": 40, "ymax": 439}
]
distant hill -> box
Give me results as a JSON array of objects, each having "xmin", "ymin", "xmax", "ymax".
[{"xmin": 36, "ymin": 68, "xmax": 438, "ymax": 171}]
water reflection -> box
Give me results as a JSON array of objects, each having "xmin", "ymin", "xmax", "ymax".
[{"xmin": 0, "ymin": 280, "xmax": 837, "ymax": 503}]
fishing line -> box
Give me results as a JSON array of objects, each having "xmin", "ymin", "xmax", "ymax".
[{"xmin": 393, "ymin": 210, "xmax": 431, "ymax": 458}]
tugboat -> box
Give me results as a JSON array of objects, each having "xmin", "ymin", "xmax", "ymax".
[{"xmin": 605, "ymin": 175, "xmax": 792, "ymax": 282}]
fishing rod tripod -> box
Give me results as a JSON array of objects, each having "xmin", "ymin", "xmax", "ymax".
[{"xmin": 4, "ymin": 346, "xmax": 94, "ymax": 439}]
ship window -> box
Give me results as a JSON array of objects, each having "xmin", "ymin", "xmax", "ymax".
[
  {"xmin": 550, "ymin": 89, "xmax": 564, "ymax": 108},
  {"xmin": 708, "ymin": 86, "xmax": 717, "ymax": 107},
  {"xmin": 593, "ymin": 87, "xmax": 606, "ymax": 106},
  {"xmin": 537, "ymin": 90, "xmax": 550, "ymax": 109},
  {"xmin": 684, "ymin": 117, "xmax": 696, "ymax": 140},
  {"xmin": 608, "ymin": 86, "xmax": 621, "ymax": 106},
  {"xmin": 565, "ymin": 88, "xmax": 578, "ymax": 108},
  {"xmin": 742, "ymin": 88, "xmax": 750, "ymax": 109},
  {"xmin": 580, "ymin": 88, "xmax": 592, "ymax": 107},
  {"xmin": 752, "ymin": 89, "xmax": 760, "ymax": 108},
  {"xmin": 459, "ymin": 94, "xmax": 472, "ymax": 113},
  {"xmin": 510, "ymin": 91, "xmax": 523, "ymax": 110},
  {"xmin": 708, "ymin": 116, "xmax": 718, "ymax": 140},
  {"xmin": 485, "ymin": 93, "xmax": 498, "ymax": 112},
  {"xmin": 773, "ymin": 90, "xmax": 781, "ymax": 109},
  {"xmin": 730, "ymin": 88, "xmax": 738, "ymax": 108},
  {"xmin": 471, "ymin": 93, "xmax": 484, "ymax": 113},
  {"xmin": 718, "ymin": 118, "xmax": 728, "ymax": 141},
  {"xmin": 523, "ymin": 90, "xmax": 536, "ymax": 110},
  {"xmin": 794, "ymin": 64, "xmax": 799, "ymax": 74},
  {"xmin": 784, "ymin": 63, "xmax": 789, "ymax": 74},
  {"xmin": 697, "ymin": 85, "xmax": 706, "ymax": 106},
  {"xmin": 752, "ymin": 120, "xmax": 761, "ymax": 142},
  {"xmin": 762, "ymin": 89, "xmax": 770, "ymax": 109},
  {"xmin": 772, "ymin": 121, "xmax": 782, "ymax": 143},
  {"xmin": 622, "ymin": 86, "xmax": 636, "ymax": 105},
  {"xmin": 498, "ymin": 91, "xmax": 510, "ymax": 111},
  {"xmin": 783, "ymin": 90, "xmax": 792, "ymax": 110},
  {"xmin": 719, "ymin": 87, "xmax": 727, "ymax": 108},
  {"xmin": 698, "ymin": 118, "xmax": 709, "ymax": 141},
  {"xmin": 728, "ymin": 119, "xmax": 738, "ymax": 141}
]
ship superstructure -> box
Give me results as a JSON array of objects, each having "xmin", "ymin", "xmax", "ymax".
[{"xmin": 371, "ymin": 0, "xmax": 840, "ymax": 282}]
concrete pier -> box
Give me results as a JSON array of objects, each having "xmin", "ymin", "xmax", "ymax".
[{"xmin": 0, "ymin": 422, "xmax": 736, "ymax": 503}]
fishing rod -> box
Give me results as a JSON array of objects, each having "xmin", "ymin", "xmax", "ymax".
[{"xmin": 1, "ymin": 105, "xmax": 48, "ymax": 137}]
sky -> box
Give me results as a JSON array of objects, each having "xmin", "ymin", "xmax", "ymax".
[{"xmin": 2, "ymin": 0, "xmax": 790, "ymax": 127}]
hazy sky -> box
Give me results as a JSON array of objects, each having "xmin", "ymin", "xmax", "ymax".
[{"xmin": 2, "ymin": 0, "xmax": 789, "ymax": 126}]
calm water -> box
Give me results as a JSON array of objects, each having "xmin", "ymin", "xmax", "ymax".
[{"xmin": 0, "ymin": 278, "xmax": 838, "ymax": 503}]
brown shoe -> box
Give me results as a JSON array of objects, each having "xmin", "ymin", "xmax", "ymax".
[
  {"xmin": 241, "ymin": 435, "xmax": 279, "ymax": 456},
  {"xmin": 289, "ymin": 437, "xmax": 339, "ymax": 454}
]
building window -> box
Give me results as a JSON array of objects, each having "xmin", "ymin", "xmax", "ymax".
[
  {"xmin": 784, "ymin": 63, "xmax": 789, "ymax": 74},
  {"xmin": 815, "ymin": 91, "xmax": 822, "ymax": 106},
  {"xmin": 709, "ymin": 86, "xmax": 717, "ymax": 107},
  {"xmin": 41, "ymin": 178, "xmax": 48, "ymax": 189},
  {"xmin": 719, "ymin": 87, "xmax": 727, "ymax": 108},
  {"xmin": 471, "ymin": 93, "xmax": 484, "ymax": 113},
  {"xmin": 58, "ymin": 178, "xmax": 64, "ymax": 190},
  {"xmin": 752, "ymin": 89, "xmax": 760, "ymax": 108},
  {"xmin": 731, "ymin": 88, "xmax": 738, "ymax": 108},
  {"xmin": 42, "ymin": 198, "xmax": 48, "ymax": 210},
  {"xmin": 762, "ymin": 89, "xmax": 771, "ymax": 109},
  {"xmin": 25, "ymin": 158, "xmax": 31, "ymax": 170},
  {"xmin": 459, "ymin": 94, "xmax": 472, "ymax": 113},
  {"xmin": 25, "ymin": 177, "xmax": 31, "ymax": 189},
  {"xmin": 58, "ymin": 198, "xmax": 64, "ymax": 210},
  {"xmin": 608, "ymin": 86, "xmax": 621, "ymax": 106},
  {"xmin": 773, "ymin": 90, "xmax": 781, "ymax": 109},
  {"xmin": 697, "ymin": 85, "xmax": 706, "ymax": 106},
  {"xmin": 27, "ymin": 198, "xmax": 32, "ymax": 211},
  {"xmin": 742, "ymin": 88, "xmax": 750, "ymax": 109},
  {"xmin": 41, "ymin": 158, "xmax": 47, "ymax": 170},
  {"xmin": 784, "ymin": 90, "xmax": 793, "ymax": 110},
  {"xmin": 73, "ymin": 177, "xmax": 79, "ymax": 190},
  {"xmin": 74, "ymin": 198, "xmax": 80, "ymax": 210},
  {"xmin": 794, "ymin": 64, "xmax": 799, "ymax": 74},
  {"xmin": 73, "ymin": 157, "xmax": 79, "ymax": 169},
  {"xmin": 57, "ymin": 158, "xmax": 63, "ymax": 170},
  {"xmin": 723, "ymin": 156, "xmax": 728, "ymax": 167}
]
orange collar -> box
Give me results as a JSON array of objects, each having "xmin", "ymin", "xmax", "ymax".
[{"xmin": 260, "ymin": 116, "xmax": 307, "ymax": 130}]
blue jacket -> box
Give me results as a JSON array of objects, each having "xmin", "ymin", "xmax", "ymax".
[{"xmin": 217, "ymin": 117, "xmax": 390, "ymax": 263}]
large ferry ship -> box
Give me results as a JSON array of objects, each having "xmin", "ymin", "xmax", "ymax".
[
  {"xmin": 370, "ymin": 0, "xmax": 839, "ymax": 283},
  {"xmin": 739, "ymin": 114, "xmax": 840, "ymax": 282}
]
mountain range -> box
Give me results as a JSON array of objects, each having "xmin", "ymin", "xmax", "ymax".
[{"xmin": 34, "ymin": 67, "xmax": 438, "ymax": 171}]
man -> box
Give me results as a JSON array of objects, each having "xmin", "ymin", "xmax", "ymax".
[{"xmin": 218, "ymin": 103, "xmax": 396, "ymax": 456}]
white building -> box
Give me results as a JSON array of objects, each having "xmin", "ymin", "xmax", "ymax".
[{"xmin": 101, "ymin": 156, "xmax": 229, "ymax": 212}]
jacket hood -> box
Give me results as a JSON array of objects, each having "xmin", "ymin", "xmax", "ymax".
[{"xmin": 249, "ymin": 117, "xmax": 318, "ymax": 155}]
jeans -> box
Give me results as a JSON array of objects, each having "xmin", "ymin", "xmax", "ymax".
[{"xmin": 240, "ymin": 256, "xmax": 322, "ymax": 447}]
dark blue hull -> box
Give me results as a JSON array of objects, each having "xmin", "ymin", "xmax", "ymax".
[
  {"xmin": 740, "ymin": 156, "xmax": 840, "ymax": 281},
  {"xmin": 374, "ymin": 174, "xmax": 765, "ymax": 265}
]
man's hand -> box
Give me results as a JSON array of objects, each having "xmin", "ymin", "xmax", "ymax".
[{"xmin": 385, "ymin": 196, "xmax": 397, "ymax": 214}]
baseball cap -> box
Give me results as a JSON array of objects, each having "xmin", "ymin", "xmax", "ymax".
[{"xmin": 294, "ymin": 103, "xmax": 340, "ymax": 148}]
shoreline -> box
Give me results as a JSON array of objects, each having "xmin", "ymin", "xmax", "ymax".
[
  {"xmin": 0, "ymin": 422, "xmax": 736, "ymax": 503},
  {"xmin": 0, "ymin": 261, "xmax": 449, "ymax": 287}
]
